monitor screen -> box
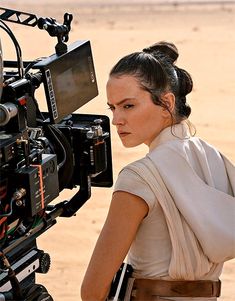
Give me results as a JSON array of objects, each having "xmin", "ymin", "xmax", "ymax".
[{"xmin": 34, "ymin": 40, "xmax": 98, "ymax": 123}]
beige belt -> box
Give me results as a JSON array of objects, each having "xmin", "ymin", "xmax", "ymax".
[{"xmin": 131, "ymin": 278, "xmax": 221, "ymax": 299}]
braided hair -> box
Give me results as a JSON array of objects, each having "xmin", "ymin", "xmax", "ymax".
[{"xmin": 109, "ymin": 41, "xmax": 193, "ymax": 121}]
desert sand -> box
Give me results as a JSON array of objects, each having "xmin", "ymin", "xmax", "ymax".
[{"xmin": 1, "ymin": 1, "xmax": 235, "ymax": 300}]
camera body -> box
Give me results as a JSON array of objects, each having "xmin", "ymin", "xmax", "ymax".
[{"xmin": 0, "ymin": 8, "xmax": 113, "ymax": 300}]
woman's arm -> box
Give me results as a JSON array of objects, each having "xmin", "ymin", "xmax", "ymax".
[{"xmin": 80, "ymin": 191, "xmax": 149, "ymax": 301}]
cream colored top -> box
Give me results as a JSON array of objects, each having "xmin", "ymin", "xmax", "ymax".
[{"xmin": 114, "ymin": 123, "xmax": 235, "ymax": 301}]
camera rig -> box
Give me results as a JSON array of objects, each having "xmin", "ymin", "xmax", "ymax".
[{"xmin": 0, "ymin": 7, "xmax": 113, "ymax": 300}]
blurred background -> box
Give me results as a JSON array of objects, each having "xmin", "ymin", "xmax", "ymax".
[{"xmin": 1, "ymin": 1, "xmax": 234, "ymax": 300}]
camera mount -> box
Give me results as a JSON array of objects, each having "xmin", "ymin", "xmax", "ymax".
[{"xmin": 0, "ymin": 7, "xmax": 73, "ymax": 55}]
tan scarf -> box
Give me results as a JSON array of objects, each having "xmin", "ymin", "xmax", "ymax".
[{"xmin": 126, "ymin": 155, "xmax": 235, "ymax": 280}]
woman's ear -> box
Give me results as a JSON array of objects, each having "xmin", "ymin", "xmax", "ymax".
[{"xmin": 161, "ymin": 92, "xmax": 175, "ymax": 115}]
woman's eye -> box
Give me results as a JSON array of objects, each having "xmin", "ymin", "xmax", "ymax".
[
  {"xmin": 124, "ymin": 104, "xmax": 134, "ymax": 109},
  {"xmin": 108, "ymin": 106, "xmax": 115, "ymax": 111}
]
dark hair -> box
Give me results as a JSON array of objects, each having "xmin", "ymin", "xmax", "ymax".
[{"xmin": 109, "ymin": 41, "xmax": 193, "ymax": 121}]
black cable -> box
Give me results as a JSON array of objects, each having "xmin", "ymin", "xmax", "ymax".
[
  {"xmin": 0, "ymin": 250, "xmax": 23, "ymax": 299},
  {"xmin": 47, "ymin": 125, "xmax": 67, "ymax": 169},
  {"xmin": 0, "ymin": 198, "xmax": 14, "ymax": 217},
  {"xmin": 44, "ymin": 124, "xmax": 74, "ymax": 189},
  {"xmin": 0, "ymin": 20, "xmax": 24, "ymax": 78}
]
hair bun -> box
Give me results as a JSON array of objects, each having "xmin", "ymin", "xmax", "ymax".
[{"xmin": 143, "ymin": 41, "xmax": 179, "ymax": 64}]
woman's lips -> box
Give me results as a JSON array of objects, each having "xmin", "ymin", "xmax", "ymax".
[{"xmin": 118, "ymin": 132, "xmax": 130, "ymax": 137}]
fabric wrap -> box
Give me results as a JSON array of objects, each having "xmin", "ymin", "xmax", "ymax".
[{"xmin": 125, "ymin": 152, "xmax": 235, "ymax": 280}]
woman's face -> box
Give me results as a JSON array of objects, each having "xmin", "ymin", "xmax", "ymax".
[{"xmin": 106, "ymin": 75, "xmax": 172, "ymax": 148}]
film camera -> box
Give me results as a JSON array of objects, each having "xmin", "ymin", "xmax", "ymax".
[{"xmin": 0, "ymin": 7, "xmax": 113, "ymax": 300}]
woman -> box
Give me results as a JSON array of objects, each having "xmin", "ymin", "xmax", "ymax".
[{"xmin": 81, "ymin": 41, "xmax": 235, "ymax": 301}]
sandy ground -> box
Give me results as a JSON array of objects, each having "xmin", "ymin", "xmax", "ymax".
[{"xmin": 1, "ymin": 1, "xmax": 235, "ymax": 300}]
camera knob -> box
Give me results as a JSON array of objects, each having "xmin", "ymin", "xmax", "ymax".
[
  {"xmin": 0, "ymin": 102, "xmax": 18, "ymax": 126},
  {"xmin": 38, "ymin": 252, "xmax": 51, "ymax": 274}
]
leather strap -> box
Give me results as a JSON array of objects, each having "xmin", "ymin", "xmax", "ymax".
[{"xmin": 132, "ymin": 278, "xmax": 221, "ymax": 299}]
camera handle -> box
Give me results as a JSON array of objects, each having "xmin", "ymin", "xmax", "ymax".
[
  {"xmin": 37, "ymin": 13, "xmax": 73, "ymax": 56},
  {"xmin": 47, "ymin": 165, "xmax": 91, "ymax": 218}
]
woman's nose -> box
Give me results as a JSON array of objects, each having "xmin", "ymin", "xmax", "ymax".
[{"xmin": 112, "ymin": 110, "xmax": 124, "ymax": 126}]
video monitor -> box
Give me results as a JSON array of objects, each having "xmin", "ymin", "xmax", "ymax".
[{"xmin": 34, "ymin": 40, "xmax": 98, "ymax": 123}]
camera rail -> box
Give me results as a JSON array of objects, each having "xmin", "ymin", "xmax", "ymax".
[{"xmin": 0, "ymin": 8, "xmax": 38, "ymax": 27}]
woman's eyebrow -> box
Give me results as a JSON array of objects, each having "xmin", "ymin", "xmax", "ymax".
[{"xmin": 107, "ymin": 98, "xmax": 135, "ymax": 107}]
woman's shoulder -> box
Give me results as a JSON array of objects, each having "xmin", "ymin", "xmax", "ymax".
[
  {"xmin": 149, "ymin": 135, "xmax": 223, "ymax": 161},
  {"xmin": 114, "ymin": 157, "xmax": 157, "ymax": 211},
  {"xmin": 120, "ymin": 156, "xmax": 151, "ymax": 176}
]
